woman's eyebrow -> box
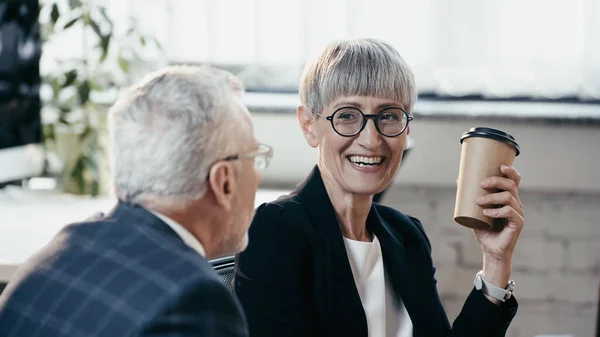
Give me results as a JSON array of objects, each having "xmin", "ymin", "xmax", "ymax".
[
  {"xmin": 332, "ymin": 101, "xmax": 406, "ymax": 110},
  {"xmin": 333, "ymin": 101, "xmax": 362, "ymax": 109},
  {"xmin": 376, "ymin": 103, "xmax": 405, "ymax": 110}
]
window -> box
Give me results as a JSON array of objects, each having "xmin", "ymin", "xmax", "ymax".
[{"xmin": 47, "ymin": 0, "xmax": 600, "ymax": 101}]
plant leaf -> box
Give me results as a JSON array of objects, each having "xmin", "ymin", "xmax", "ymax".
[
  {"xmin": 70, "ymin": 156, "xmax": 85, "ymax": 177},
  {"xmin": 78, "ymin": 80, "xmax": 90, "ymax": 104},
  {"xmin": 99, "ymin": 34, "xmax": 111, "ymax": 63},
  {"xmin": 118, "ymin": 54, "xmax": 129, "ymax": 73},
  {"xmin": 83, "ymin": 155, "xmax": 100, "ymax": 196},
  {"xmin": 127, "ymin": 25, "xmax": 136, "ymax": 36},
  {"xmin": 58, "ymin": 104, "xmax": 71, "ymax": 113},
  {"xmin": 63, "ymin": 70, "xmax": 78, "ymax": 87},
  {"xmin": 79, "ymin": 126, "xmax": 92, "ymax": 141},
  {"xmin": 88, "ymin": 17, "xmax": 103, "ymax": 38},
  {"xmin": 58, "ymin": 105, "xmax": 71, "ymax": 125},
  {"xmin": 153, "ymin": 37, "xmax": 162, "ymax": 50},
  {"xmin": 63, "ymin": 16, "xmax": 80, "ymax": 29},
  {"xmin": 140, "ymin": 36, "xmax": 146, "ymax": 47},
  {"xmin": 98, "ymin": 7, "xmax": 113, "ymax": 27},
  {"xmin": 58, "ymin": 115, "xmax": 70, "ymax": 125},
  {"xmin": 99, "ymin": 49, "xmax": 109, "ymax": 63},
  {"xmin": 49, "ymin": 76, "xmax": 61, "ymax": 100},
  {"xmin": 68, "ymin": 0, "xmax": 82, "ymax": 9},
  {"xmin": 43, "ymin": 124, "xmax": 56, "ymax": 142},
  {"xmin": 69, "ymin": 155, "xmax": 86, "ymax": 194},
  {"xmin": 87, "ymin": 79, "xmax": 103, "ymax": 91},
  {"xmin": 82, "ymin": 12, "xmax": 90, "ymax": 25},
  {"xmin": 50, "ymin": 4, "xmax": 60, "ymax": 24}
]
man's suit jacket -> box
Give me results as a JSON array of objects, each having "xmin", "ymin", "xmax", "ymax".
[
  {"xmin": 0, "ymin": 201, "xmax": 248, "ymax": 337},
  {"xmin": 235, "ymin": 166, "xmax": 518, "ymax": 337}
]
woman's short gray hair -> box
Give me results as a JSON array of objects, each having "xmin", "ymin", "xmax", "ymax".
[
  {"xmin": 108, "ymin": 65, "xmax": 245, "ymax": 203},
  {"xmin": 299, "ymin": 38, "xmax": 417, "ymax": 114}
]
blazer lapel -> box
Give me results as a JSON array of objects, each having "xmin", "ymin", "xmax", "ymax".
[
  {"xmin": 369, "ymin": 207, "xmax": 445, "ymax": 337},
  {"xmin": 295, "ymin": 166, "xmax": 368, "ymax": 337},
  {"xmin": 295, "ymin": 166, "xmax": 445, "ymax": 337}
]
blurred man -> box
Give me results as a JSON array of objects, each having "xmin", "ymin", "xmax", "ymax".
[{"xmin": 0, "ymin": 65, "xmax": 272, "ymax": 337}]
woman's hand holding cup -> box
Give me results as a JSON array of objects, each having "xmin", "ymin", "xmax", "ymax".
[{"xmin": 473, "ymin": 165, "xmax": 524, "ymax": 297}]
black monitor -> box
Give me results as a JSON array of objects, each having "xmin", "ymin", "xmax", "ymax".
[{"xmin": 0, "ymin": 0, "xmax": 43, "ymax": 186}]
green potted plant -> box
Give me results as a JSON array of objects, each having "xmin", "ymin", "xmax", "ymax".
[{"xmin": 40, "ymin": 0, "xmax": 162, "ymax": 196}]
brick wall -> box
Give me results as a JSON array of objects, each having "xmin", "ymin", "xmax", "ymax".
[{"xmin": 382, "ymin": 185, "xmax": 600, "ymax": 337}]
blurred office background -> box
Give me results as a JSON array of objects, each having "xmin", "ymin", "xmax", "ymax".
[{"xmin": 1, "ymin": 1, "xmax": 599, "ymax": 336}]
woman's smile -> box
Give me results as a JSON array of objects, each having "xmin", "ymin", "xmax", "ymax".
[{"xmin": 346, "ymin": 155, "xmax": 387, "ymax": 172}]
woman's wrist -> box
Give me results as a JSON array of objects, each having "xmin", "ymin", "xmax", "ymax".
[{"xmin": 481, "ymin": 254, "xmax": 512, "ymax": 288}]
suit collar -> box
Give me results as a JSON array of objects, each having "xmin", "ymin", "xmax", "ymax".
[
  {"xmin": 107, "ymin": 201, "xmax": 185, "ymax": 244},
  {"xmin": 147, "ymin": 209, "xmax": 206, "ymax": 257}
]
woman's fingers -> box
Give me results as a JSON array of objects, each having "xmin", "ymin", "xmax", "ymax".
[
  {"xmin": 476, "ymin": 190, "xmax": 523, "ymax": 216},
  {"xmin": 483, "ymin": 205, "xmax": 524, "ymax": 231},
  {"xmin": 500, "ymin": 165, "xmax": 521, "ymax": 188}
]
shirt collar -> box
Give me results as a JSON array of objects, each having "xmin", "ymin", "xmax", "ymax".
[{"xmin": 148, "ymin": 209, "xmax": 206, "ymax": 257}]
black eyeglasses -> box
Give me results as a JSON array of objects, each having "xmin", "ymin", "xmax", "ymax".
[
  {"xmin": 319, "ymin": 107, "xmax": 413, "ymax": 137},
  {"xmin": 222, "ymin": 143, "xmax": 274, "ymax": 170}
]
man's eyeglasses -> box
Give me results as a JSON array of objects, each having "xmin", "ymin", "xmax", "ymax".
[
  {"xmin": 318, "ymin": 107, "xmax": 413, "ymax": 137},
  {"xmin": 222, "ymin": 143, "xmax": 273, "ymax": 170}
]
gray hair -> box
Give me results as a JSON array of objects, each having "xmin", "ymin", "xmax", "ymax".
[
  {"xmin": 108, "ymin": 65, "xmax": 246, "ymax": 203},
  {"xmin": 299, "ymin": 38, "xmax": 417, "ymax": 114}
]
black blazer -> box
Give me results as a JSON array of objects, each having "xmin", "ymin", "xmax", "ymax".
[{"xmin": 235, "ymin": 166, "xmax": 517, "ymax": 337}]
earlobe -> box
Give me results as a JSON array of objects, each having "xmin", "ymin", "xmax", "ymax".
[{"xmin": 297, "ymin": 105, "xmax": 319, "ymax": 148}]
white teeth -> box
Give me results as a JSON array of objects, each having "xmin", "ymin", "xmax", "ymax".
[{"xmin": 348, "ymin": 156, "xmax": 383, "ymax": 165}]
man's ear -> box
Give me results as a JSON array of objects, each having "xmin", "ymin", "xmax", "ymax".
[
  {"xmin": 208, "ymin": 162, "xmax": 237, "ymax": 211},
  {"xmin": 297, "ymin": 105, "xmax": 319, "ymax": 148}
]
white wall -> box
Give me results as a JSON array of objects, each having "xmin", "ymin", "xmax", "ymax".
[{"xmin": 252, "ymin": 112, "xmax": 600, "ymax": 194}]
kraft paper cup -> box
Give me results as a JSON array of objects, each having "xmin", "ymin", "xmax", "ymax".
[{"xmin": 454, "ymin": 127, "xmax": 520, "ymax": 229}]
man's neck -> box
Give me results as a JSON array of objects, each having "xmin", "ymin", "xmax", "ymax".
[{"xmin": 145, "ymin": 199, "xmax": 223, "ymax": 259}]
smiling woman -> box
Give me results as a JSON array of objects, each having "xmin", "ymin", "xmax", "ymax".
[{"xmin": 234, "ymin": 38, "xmax": 524, "ymax": 337}]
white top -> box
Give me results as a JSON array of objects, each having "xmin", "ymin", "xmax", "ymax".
[
  {"xmin": 149, "ymin": 210, "xmax": 206, "ymax": 257},
  {"xmin": 343, "ymin": 235, "xmax": 413, "ymax": 337}
]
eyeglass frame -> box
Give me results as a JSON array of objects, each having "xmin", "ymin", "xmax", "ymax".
[
  {"xmin": 221, "ymin": 143, "xmax": 273, "ymax": 169},
  {"xmin": 318, "ymin": 106, "xmax": 414, "ymax": 138},
  {"xmin": 206, "ymin": 143, "xmax": 273, "ymax": 180}
]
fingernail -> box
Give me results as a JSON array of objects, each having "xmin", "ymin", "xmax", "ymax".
[
  {"xmin": 483, "ymin": 209, "xmax": 494, "ymax": 216},
  {"xmin": 480, "ymin": 179, "xmax": 489, "ymax": 187},
  {"xmin": 501, "ymin": 165, "xmax": 510, "ymax": 171},
  {"xmin": 475, "ymin": 196, "xmax": 485, "ymax": 203}
]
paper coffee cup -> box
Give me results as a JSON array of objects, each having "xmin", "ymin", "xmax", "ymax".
[{"xmin": 454, "ymin": 127, "xmax": 520, "ymax": 229}]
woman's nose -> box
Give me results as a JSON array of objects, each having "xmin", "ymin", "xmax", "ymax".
[{"xmin": 357, "ymin": 119, "xmax": 382, "ymax": 149}]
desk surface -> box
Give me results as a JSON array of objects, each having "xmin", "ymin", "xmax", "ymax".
[{"xmin": 0, "ymin": 186, "xmax": 289, "ymax": 282}]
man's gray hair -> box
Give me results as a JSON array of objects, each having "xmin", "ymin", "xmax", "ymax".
[
  {"xmin": 108, "ymin": 65, "xmax": 245, "ymax": 203},
  {"xmin": 299, "ymin": 38, "xmax": 417, "ymax": 114}
]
